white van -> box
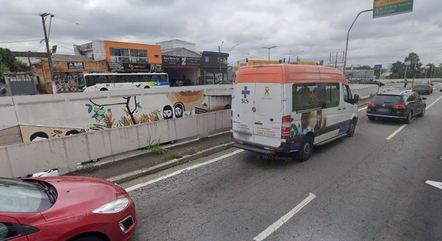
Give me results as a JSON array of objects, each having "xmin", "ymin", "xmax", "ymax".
[{"xmin": 232, "ymin": 64, "xmax": 359, "ymax": 161}]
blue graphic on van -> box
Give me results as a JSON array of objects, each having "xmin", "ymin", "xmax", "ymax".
[{"xmin": 241, "ymin": 86, "xmax": 250, "ymax": 98}]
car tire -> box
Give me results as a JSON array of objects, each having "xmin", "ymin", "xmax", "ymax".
[
  {"xmin": 405, "ymin": 111, "xmax": 413, "ymax": 124},
  {"xmin": 346, "ymin": 119, "xmax": 357, "ymax": 137},
  {"xmin": 368, "ymin": 116, "xmax": 375, "ymax": 121},
  {"xmin": 295, "ymin": 136, "xmax": 313, "ymax": 162}
]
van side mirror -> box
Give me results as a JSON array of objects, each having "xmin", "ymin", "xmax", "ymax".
[{"xmin": 353, "ymin": 94, "xmax": 360, "ymax": 104}]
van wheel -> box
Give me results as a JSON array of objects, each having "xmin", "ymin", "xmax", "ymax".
[
  {"xmin": 295, "ymin": 136, "xmax": 313, "ymax": 162},
  {"xmin": 144, "ymin": 86, "xmax": 150, "ymax": 89},
  {"xmin": 346, "ymin": 119, "xmax": 357, "ymax": 137},
  {"xmin": 99, "ymin": 88, "xmax": 108, "ymax": 91}
]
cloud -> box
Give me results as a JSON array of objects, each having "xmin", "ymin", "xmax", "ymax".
[{"xmin": 0, "ymin": 0, "xmax": 441, "ymax": 66}]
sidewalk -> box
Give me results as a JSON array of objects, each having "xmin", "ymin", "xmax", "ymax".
[{"xmin": 68, "ymin": 132, "xmax": 233, "ymax": 183}]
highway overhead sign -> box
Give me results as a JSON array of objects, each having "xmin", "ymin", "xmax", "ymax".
[{"xmin": 373, "ymin": 0, "xmax": 413, "ymax": 18}]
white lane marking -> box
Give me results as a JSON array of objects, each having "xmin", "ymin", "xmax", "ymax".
[
  {"xmin": 358, "ymin": 106, "xmax": 367, "ymax": 112},
  {"xmin": 253, "ymin": 193, "xmax": 316, "ymax": 241},
  {"xmin": 386, "ymin": 124, "xmax": 407, "ymax": 140},
  {"xmin": 126, "ymin": 149, "xmax": 244, "ymax": 192},
  {"xmin": 385, "ymin": 95, "xmax": 441, "ymax": 141},
  {"xmin": 425, "ymin": 180, "xmax": 442, "ymax": 190},
  {"xmin": 426, "ymin": 96, "xmax": 442, "ymax": 110}
]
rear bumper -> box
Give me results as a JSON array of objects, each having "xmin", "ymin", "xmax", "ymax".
[
  {"xmin": 233, "ymin": 138, "xmax": 302, "ymax": 155},
  {"xmin": 367, "ymin": 113, "xmax": 407, "ymax": 119}
]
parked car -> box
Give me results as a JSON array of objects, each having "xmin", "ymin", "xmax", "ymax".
[
  {"xmin": 367, "ymin": 90, "xmax": 426, "ymax": 123},
  {"xmin": 0, "ymin": 176, "xmax": 136, "ymax": 241},
  {"xmin": 232, "ymin": 64, "xmax": 359, "ymax": 161},
  {"xmin": 412, "ymin": 80, "xmax": 433, "ymax": 95}
]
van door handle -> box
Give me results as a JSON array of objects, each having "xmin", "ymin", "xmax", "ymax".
[
  {"xmin": 342, "ymin": 107, "xmax": 346, "ymax": 110},
  {"xmin": 254, "ymin": 121, "xmax": 263, "ymax": 125},
  {"xmin": 338, "ymin": 108, "xmax": 342, "ymax": 110}
]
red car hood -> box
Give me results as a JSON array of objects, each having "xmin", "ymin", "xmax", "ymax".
[{"xmin": 35, "ymin": 176, "xmax": 126, "ymax": 222}]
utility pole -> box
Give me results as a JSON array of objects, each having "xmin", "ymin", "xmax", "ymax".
[
  {"xmin": 262, "ymin": 46, "xmax": 277, "ymax": 61},
  {"xmin": 40, "ymin": 13, "xmax": 55, "ymax": 93},
  {"xmin": 343, "ymin": 9, "xmax": 373, "ymax": 74},
  {"xmin": 218, "ymin": 41, "xmax": 224, "ymax": 83}
]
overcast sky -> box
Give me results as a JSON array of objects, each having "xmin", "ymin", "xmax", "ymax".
[{"xmin": 0, "ymin": 0, "xmax": 441, "ymax": 67}]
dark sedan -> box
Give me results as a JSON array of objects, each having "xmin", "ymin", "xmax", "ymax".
[
  {"xmin": 367, "ymin": 90, "xmax": 426, "ymax": 123},
  {"xmin": 412, "ymin": 80, "xmax": 433, "ymax": 95}
]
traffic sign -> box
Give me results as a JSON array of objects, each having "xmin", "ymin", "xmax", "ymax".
[{"xmin": 373, "ymin": 0, "xmax": 413, "ymax": 18}]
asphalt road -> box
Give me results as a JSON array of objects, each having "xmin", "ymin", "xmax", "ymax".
[{"xmin": 127, "ymin": 90, "xmax": 442, "ymax": 241}]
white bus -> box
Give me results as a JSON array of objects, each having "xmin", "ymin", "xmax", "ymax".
[{"xmin": 81, "ymin": 72, "xmax": 170, "ymax": 92}]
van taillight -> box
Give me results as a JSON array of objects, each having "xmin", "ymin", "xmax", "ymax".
[{"xmin": 281, "ymin": 115, "xmax": 292, "ymax": 139}]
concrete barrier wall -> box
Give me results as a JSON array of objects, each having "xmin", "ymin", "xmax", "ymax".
[
  {"xmin": 0, "ymin": 109, "xmax": 232, "ymax": 178},
  {"xmin": 349, "ymin": 84, "xmax": 379, "ymax": 99},
  {"xmin": 0, "ymin": 84, "xmax": 233, "ymax": 144},
  {"xmin": 0, "ymin": 97, "xmax": 18, "ymax": 130}
]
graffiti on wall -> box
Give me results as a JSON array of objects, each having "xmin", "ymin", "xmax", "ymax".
[
  {"xmin": 53, "ymin": 73, "xmax": 83, "ymax": 93},
  {"xmin": 20, "ymin": 125, "xmax": 85, "ymax": 143},
  {"xmin": 84, "ymin": 91, "xmax": 200, "ymax": 130}
]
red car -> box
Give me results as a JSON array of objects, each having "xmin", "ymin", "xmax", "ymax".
[{"xmin": 0, "ymin": 176, "xmax": 136, "ymax": 241}]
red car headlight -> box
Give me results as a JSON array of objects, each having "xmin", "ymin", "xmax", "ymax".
[{"xmin": 92, "ymin": 198, "xmax": 129, "ymax": 214}]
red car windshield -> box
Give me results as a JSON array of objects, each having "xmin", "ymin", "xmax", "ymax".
[{"xmin": 0, "ymin": 178, "xmax": 54, "ymax": 213}]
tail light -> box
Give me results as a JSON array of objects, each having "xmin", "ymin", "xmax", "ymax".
[
  {"xmin": 281, "ymin": 115, "xmax": 292, "ymax": 139},
  {"xmin": 392, "ymin": 103, "xmax": 407, "ymax": 110},
  {"xmin": 367, "ymin": 101, "xmax": 376, "ymax": 108}
]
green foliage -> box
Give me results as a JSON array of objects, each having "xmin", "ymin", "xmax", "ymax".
[
  {"xmin": 0, "ymin": 48, "xmax": 28, "ymax": 76},
  {"xmin": 389, "ymin": 52, "xmax": 424, "ymax": 79},
  {"xmin": 146, "ymin": 140, "xmax": 181, "ymax": 160}
]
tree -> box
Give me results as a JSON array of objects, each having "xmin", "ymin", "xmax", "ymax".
[
  {"xmin": 0, "ymin": 48, "xmax": 28, "ymax": 77},
  {"xmin": 389, "ymin": 61, "xmax": 405, "ymax": 79},
  {"xmin": 404, "ymin": 52, "xmax": 422, "ymax": 78}
]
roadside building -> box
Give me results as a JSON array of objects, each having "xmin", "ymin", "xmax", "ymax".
[
  {"xmin": 161, "ymin": 48, "xmax": 201, "ymax": 86},
  {"xmin": 157, "ymin": 39, "xmax": 196, "ymax": 52},
  {"xmin": 200, "ymin": 51, "xmax": 229, "ymax": 84},
  {"xmin": 74, "ymin": 40, "xmax": 162, "ymax": 72},
  {"xmin": 32, "ymin": 54, "xmax": 108, "ymax": 94}
]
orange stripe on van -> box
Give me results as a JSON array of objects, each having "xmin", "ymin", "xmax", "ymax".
[{"xmin": 235, "ymin": 64, "xmax": 347, "ymax": 84}]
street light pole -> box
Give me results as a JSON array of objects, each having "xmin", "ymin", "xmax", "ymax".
[
  {"xmin": 343, "ymin": 9, "xmax": 373, "ymax": 74},
  {"xmin": 263, "ymin": 46, "xmax": 277, "ymax": 61},
  {"xmin": 40, "ymin": 13, "xmax": 55, "ymax": 93}
]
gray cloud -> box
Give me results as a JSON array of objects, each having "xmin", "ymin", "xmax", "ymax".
[{"xmin": 0, "ymin": 0, "xmax": 441, "ymax": 67}]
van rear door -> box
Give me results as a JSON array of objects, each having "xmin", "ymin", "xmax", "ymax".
[
  {"xmin": 252, "ymin": 83, "xmax": 284, "ymax": 147},
  {"xmin": 232, "ymin": 83, "xmax": 256, "ymax": 143}
]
